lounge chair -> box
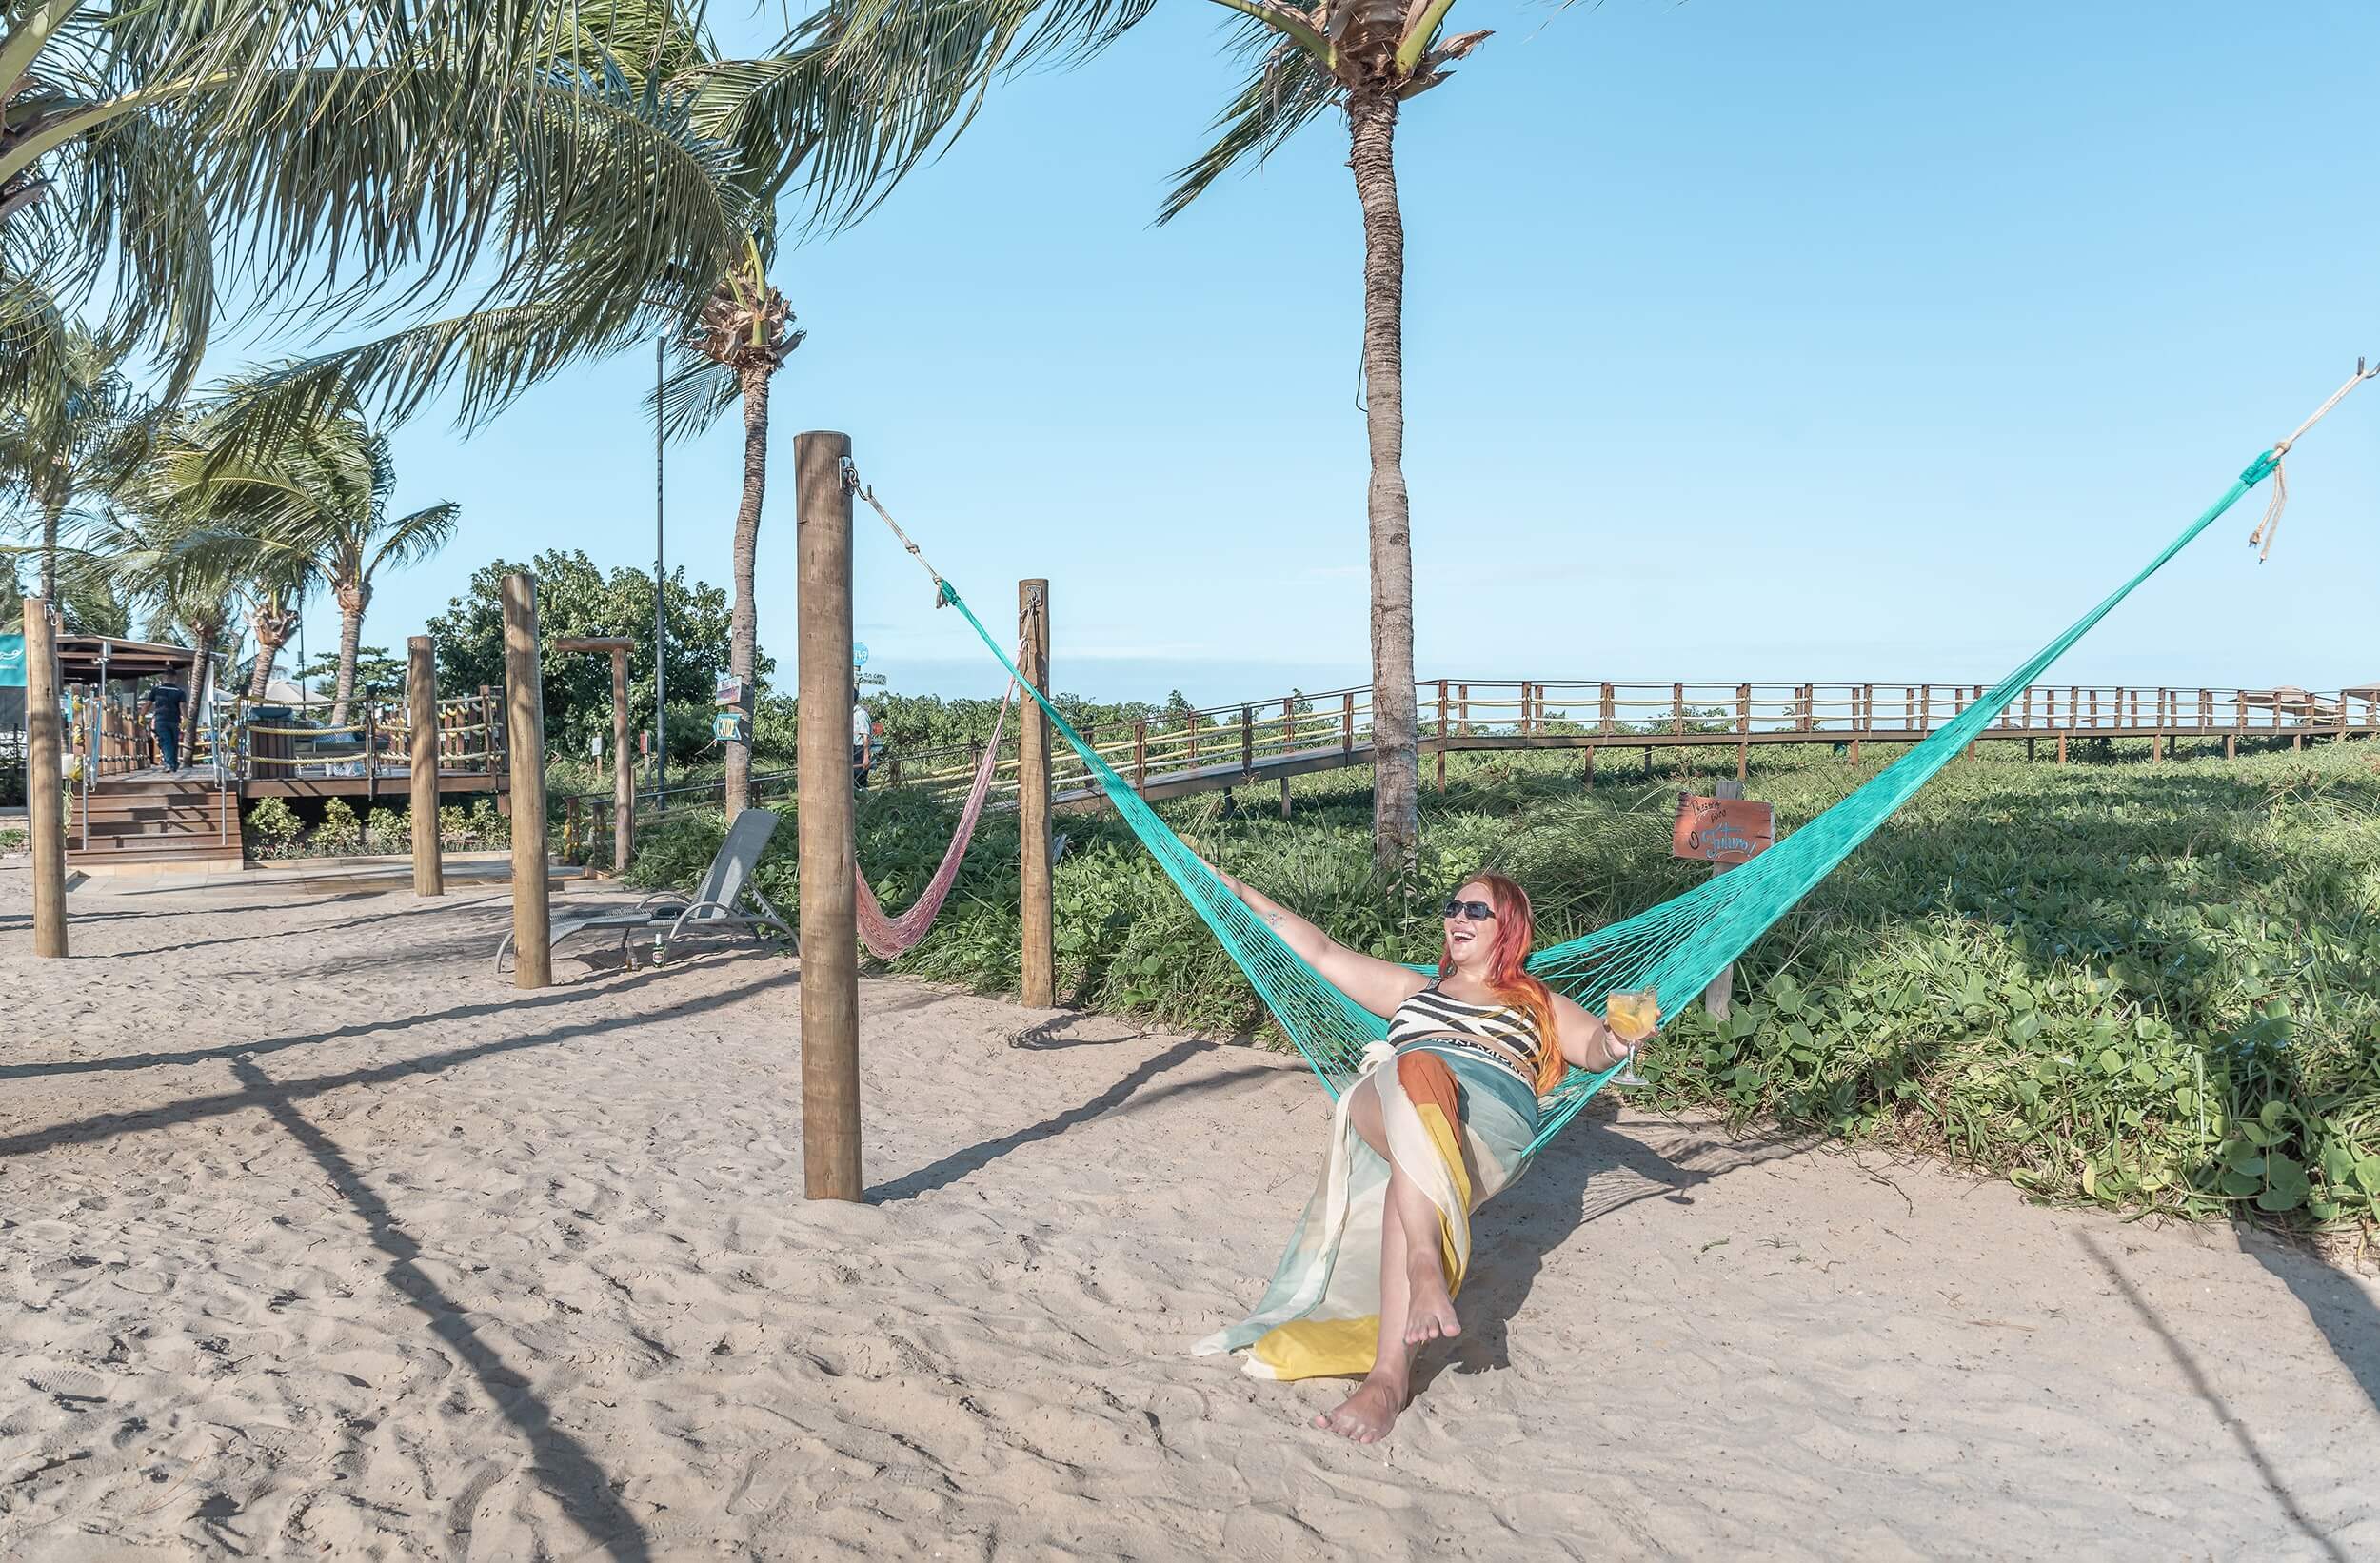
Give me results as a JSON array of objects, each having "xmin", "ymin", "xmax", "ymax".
[{"xmin": 493, "ymin": 808, "xmax": 795, "ymax": 974}]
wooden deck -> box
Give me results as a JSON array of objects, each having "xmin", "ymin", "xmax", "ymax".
[{"xmin": 239, "ymin": 769, "xmax": 500, "ymax": 802}]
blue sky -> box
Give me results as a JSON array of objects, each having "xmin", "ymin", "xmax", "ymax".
[{"xmin": 268, "ymin": 0, "xmax": 2378, "ymax": 704}]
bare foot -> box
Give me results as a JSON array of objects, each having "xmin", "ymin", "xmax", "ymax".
[
  {"xmin": 1403, "ymin": 1249, "xmax": 1461, "ymax": 1346},
  {"xmin": 1314, "ymin": 1375, "xmax": 1407, "ymax": 1443}
]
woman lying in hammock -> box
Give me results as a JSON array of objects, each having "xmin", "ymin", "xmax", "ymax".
[{"xmin": 1191, "ymin": 867, "xmax": 1635, "ymax": 1442}]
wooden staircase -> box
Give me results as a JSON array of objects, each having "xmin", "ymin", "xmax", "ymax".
[{"xmin": 67, "ymin": 773, "xmax": 244, "ymax": 872}]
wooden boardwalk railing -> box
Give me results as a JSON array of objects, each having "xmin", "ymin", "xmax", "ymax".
[{"xmin": 568, "ymin": 678, "xmax": 2380, "ymax": 852}]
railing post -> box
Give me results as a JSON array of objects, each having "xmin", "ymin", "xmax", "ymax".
[
  {"xmin": 1342, "ymin": 691, "xmax": 1355, "ymax": 757},
  {"xmin": 1132, "ymin": 720, "xmax": 1146, "ymax": 796},
  {"xmin": 1600, "ymin": 682, "xmax": 1615, "ymax": 736},
  {"xmin": 1673, "ymin": 683, "xmax": 1685, "ymax": 737},
  {"xmin": 1459, "ymin": 683, "xmax": 1471, "ymax": 737},
  {"xmin": 1735, "ymin": 683, "xmax": 1751, "ymax": 780},
  {"xmin": 1436, "ymin": 680, "xmax": 1449, "ymax": 792},
  {"xmin": 1279, "ymin": 698, "xmax": 1294, "ymax": 818},
  {"xmin": 1241, "ymin": 705, "xmax": 1254, "ymax": 777}
]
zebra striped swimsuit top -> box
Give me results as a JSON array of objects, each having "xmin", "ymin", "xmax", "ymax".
[{"xmin": 1385, "ymin": 980, "xmax": 1548, "ymax": 1089}]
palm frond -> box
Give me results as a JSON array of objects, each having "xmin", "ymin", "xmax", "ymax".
[
  {"xmin": 650, "ymin": 341, "xmax": 744, "ymax": 439},
  {"xmin": 367, "ymin": 501, "xmax": 463, "ymax": 578},
  {"xmin": 799, "ymin": 0, "xmax": 1161, "ymax": 227},
  {"xmin": 1158, "ymin": 24, "xmax": 1338, "ymax": 225}
]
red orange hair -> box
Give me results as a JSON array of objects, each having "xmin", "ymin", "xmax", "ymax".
[{"xmin": 1438, "ymin": 871, "xmax": 1563, "ymax": 1095}]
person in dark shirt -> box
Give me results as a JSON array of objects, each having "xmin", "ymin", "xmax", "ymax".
[{"xmin": 141, "ymin": 676, "xmax": 188, "ymax": 773}]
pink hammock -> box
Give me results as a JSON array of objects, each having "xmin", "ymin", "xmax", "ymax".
[{"xmin": 854, "ymin": 685, "xmax": 1015, "ymax": 960}]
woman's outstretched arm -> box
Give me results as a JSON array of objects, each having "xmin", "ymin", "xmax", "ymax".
[{"xmin": 1200, "ymin": 859, "xmax": 1427, "ymax": 1019}]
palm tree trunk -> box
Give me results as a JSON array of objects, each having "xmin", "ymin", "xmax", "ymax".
[
  {"xmin": 184, "ymin": 618, "xmax": 221, "ymax": 757},
  {"xmin": 724, "ymin": 361, "xmax": 771, "ymax": 819},
  {"xmin": 248, "ymin": 603, "xmax": 295, "ymax": 699},
  {"xmin": 1348, "ymin": 90, "xmax": 1419, "ymax": 874},
  {"xmin": 330, "ymin": 580, "xmax": 368, "ymax": 727},
  {"xmin": 37, "ymin": 500, "xmax": 61, "ymax": 603}
]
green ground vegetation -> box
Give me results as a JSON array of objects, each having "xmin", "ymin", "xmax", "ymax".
[{"xmin": 625, "ymin": 738, "xmax": 2380, "ymax": 1242}]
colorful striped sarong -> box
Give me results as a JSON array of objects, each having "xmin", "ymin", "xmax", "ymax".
[{"xmin": 1194, "ymin": 1040, "xmax": 1540, "ymax": 1380}]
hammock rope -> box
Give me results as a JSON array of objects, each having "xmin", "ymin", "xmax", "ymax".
[
  {"xmin": 855, "ymin": 684, "xmax": 1015, "ymax": 960},
  {"xmin": 853, "ymin": 366, "xmax": 2370, "ymax": 1159}
]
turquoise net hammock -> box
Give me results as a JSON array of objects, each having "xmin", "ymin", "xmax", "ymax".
[{"xmin": 865, "ymin": 366, "xmax": 2369, "ymax": 1159}]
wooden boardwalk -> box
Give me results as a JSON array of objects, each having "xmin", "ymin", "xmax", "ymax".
[
  {"xmin": 560, "ymin": 677, "xmax": 2380, "ymax": 846},
  {"xmin": 956, "ymin": 678, "xmax": 2380, "ymax": 815}
]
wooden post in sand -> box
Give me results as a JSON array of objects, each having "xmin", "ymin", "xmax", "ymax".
[
  {"xmin": 1018, "ymin": 579, "xmax": 1055, "ymax": 1010},
  {"xmin": 610, "ymin": 645, "xmax": 631, "ymax": 869},
  {"xmin": 407, "ymin": 636, "xmax": 444, "ymax": 896},
  {"xmin": 502, "ymin": 574, "xmax": 551, "ymax": 988},
  {"xmin": 24, "ymin": 599, "xmax": 66, "ymax": 958},
  {"xmin": 556, "ymin": 637, "xmax": 637, "ymax": 872},
  {"xmin": 797, "ymin": 431, "xmax": 862, "ymax": 1201}
]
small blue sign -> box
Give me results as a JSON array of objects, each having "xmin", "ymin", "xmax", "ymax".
[
  {"xmin": 852, "ymin": 641, "xmax": 869, "ymax": 668},
  {"xmin": 0, "ymin": 633, "xmax": 24, "ymax": 689}
]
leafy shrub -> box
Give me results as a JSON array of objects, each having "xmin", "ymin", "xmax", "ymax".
[
  {"xmin": 437, "ymin": 805, "xmax": 470, "ymax": 849},
  {"xmin": 314, "ymin": 799, "xmax": 363, "ymax": 855},
  {"xmin": 365, "ymin": 808, "xmax": 410, "ymax": 855},
  {"xmin": 246, "ymin": 798, "xmax": 303, "ymax": 858},
  {"xmin": 467, "ymin": 797, "xmax": 508, "ymax": 848}
]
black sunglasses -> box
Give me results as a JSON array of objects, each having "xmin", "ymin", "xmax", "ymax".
[{"xmin": 1442, "ymin": 900, "xmax": 1497, "ymax": 922}]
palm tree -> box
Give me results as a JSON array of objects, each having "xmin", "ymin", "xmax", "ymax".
[
  {"xmin": 147, "ymin": 406, "xmax": 460, "ymax": 725},
  {"xmin": 160, "ymin": 1, "xmax": 831, "ymax": 818},
  {"xmin": 0, "ymin": 321, "xmax": 152, "ymax": 600},
  {"xmin": 688, "ymin": 236, "xmax": 803, "ymax": 816},
  {"xmin": 3, "ymin": 1, "xmax": 757, "ymax": 444},
  {"xmin": 815, "ymin": 0, "xmax": 1505, "ymax": 870}
]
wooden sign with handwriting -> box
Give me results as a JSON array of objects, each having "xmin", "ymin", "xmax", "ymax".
[{"xmin": 1672, "ymin": 795, "xmax": 1775, "ymax": 865}]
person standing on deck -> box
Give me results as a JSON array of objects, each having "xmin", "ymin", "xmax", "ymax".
[
  {"xmin": 851, "ymin": 698, "xmax": 873, "ymax": 789},
  {"xmin": 140, "ymin": 674, "xmax": 188, "ymax": 774}
]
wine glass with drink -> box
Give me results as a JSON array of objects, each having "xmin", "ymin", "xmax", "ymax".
[{"xmin": 1603, "ymin": 987, "xmax": 1658, "ymax": 1087}]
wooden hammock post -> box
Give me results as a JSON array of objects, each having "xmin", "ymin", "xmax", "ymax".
[
  {"xmin": 501, "ymin": 574, "xmax": 551, "ymax": 989},
  {"xmin": 796, "ymin": 430, "xmax": 862, "ymax": 1202},
  {"xmin": 611, "ymin": 645, "xmax": 631, "ymax": 865},
  {"xmin": 24, "ymin": 599, "xmax": 66, "ymax": 959},
  {"xmin": 407, "ymin": 635, "xmax": 445, "ymax": 896},
  {"xmin": 1018, "ymin": 578, "xmax": 1054, "ymax": 1010},
  {"xmin": 556, "ymin": 636, "xmax": 636, "ymax": 871}
]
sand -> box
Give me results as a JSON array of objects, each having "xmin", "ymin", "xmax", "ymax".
[{"xmin": 3, "ymin": 862, "xmax": 2376, "ymax": 1561}]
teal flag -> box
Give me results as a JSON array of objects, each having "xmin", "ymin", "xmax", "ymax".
[{"xmin": 0, "ymin": 633, "xmax": 25, "ymax": 688}]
